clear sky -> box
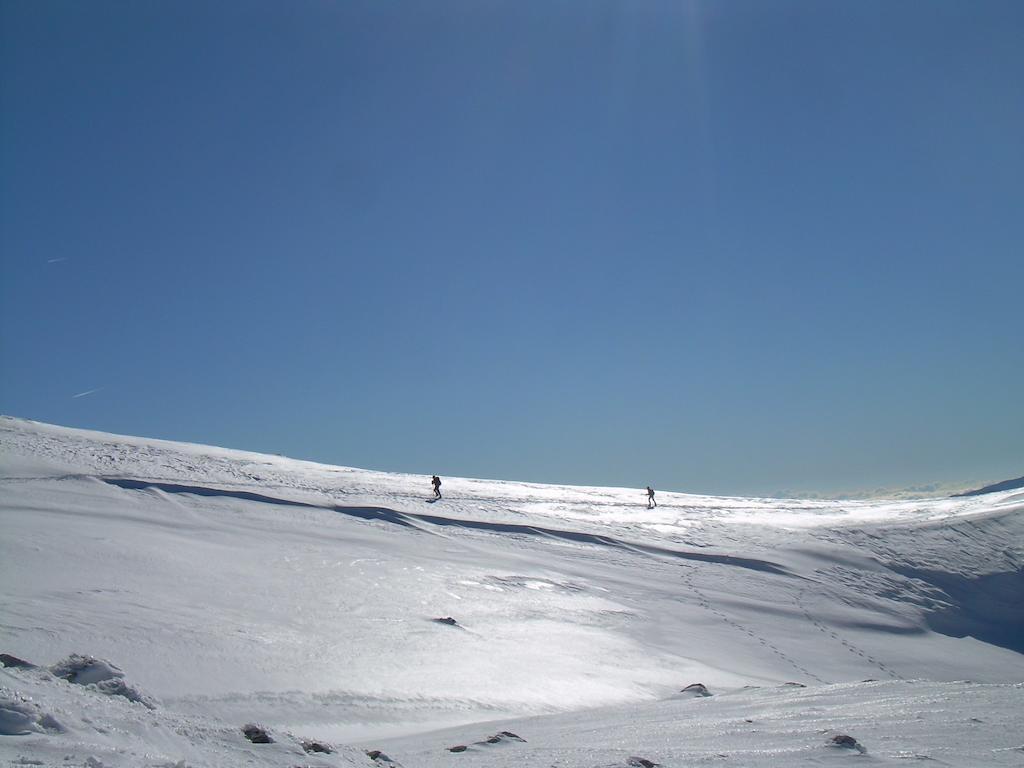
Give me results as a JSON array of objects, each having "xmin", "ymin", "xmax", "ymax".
[{"xmin": 2, "ymin": 0, "xmax": 1022, "ymax": 497}]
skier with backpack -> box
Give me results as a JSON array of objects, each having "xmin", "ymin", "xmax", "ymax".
[{"xmin": 431, "ymin": 475, "xmax": 442, "ymax": 499}]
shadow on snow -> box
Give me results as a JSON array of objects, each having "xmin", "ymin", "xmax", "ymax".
[{"xmin": 104, "ymin": 478, "xmax": 794, "ymax": 577}]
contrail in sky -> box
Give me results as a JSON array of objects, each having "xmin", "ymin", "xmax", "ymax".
[
  {"xmin": 47, "ymin": 257, "xmax": 68, "ymax": 263},
  {"xmin": 72, "ymin": 387, "xmax": 103, "ymax": 399}
]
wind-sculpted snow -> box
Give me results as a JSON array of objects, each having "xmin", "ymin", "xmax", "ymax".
[
  {"xmin": 0, "ymin": 661, "xmax": 376, "ymax": 767},
  {"xmin": 373, "ymin": 680, "xmax": 1024, "ymax": 767},
  {"xmin": 103, "ymin": 478, "xmax": 795, "ymax": 575},
  {"xmin": 49, "ymin": 654, "xmax": 157, "ymax": 709},
  {"xmin": 1, "ymin": 416, "xmax": 1023, "ymax": 766},
  {"xmin": 2, "ymin": 416, "xmax": 1009, "ymax": 536},
  {"xmin": 823, "ymin": 512, "xmax": 1024, "ymax": 655},
  {"xmin": 906, "ymin": 568, "xmax": 1024, "ymax": 653}
]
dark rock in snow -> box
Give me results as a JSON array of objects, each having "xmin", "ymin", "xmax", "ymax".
[
  {"xmin": 829, "ymin": 734, "xmax": 866, "ymax": 753},
  {"xmin": 449, "ymin": 731, "xmax": 528, "ymax": 750},
  {"xmin": 781, "ymin": 681, "xmax": 806, "ymax": 688},
  {"xmin": 475, "ymin": 731, "xmax": 528, "ymax": 746},
  {"xmin": 679, "ymin": 683, "xmax": 711, "ymax": 697},
  {"xmin": 242, "ymin": 724, "xmax": 273, "ymax": 744},
  {"xmin": 627, "ymin": 757, "xmax": 660, "ymax": 768},
  {"xmin": 0, "ymin": 654, "xmax": 35, "ymax": 669},
  {"xmin": 433, "ymin": 617, "xmax": 459, "ymax": 626},
  {"xmin": 366, "ymin": 750, "xmax": 402, "ymax": 766},
  {"xmin": 301, "ymin": 739, "xmax": 333, "ymax": 754}
]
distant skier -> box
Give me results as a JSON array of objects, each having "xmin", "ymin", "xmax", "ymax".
[
  {"xmin": 431, "ymin": 475, "xmax": 442, "ymax": 499},
  {"xmin": 646, "ymin": 486, "xmax": 657, "ymax": 509}
]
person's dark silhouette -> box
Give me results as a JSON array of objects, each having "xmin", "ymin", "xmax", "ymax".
[
  {"xmin": 432, "ymin": 475, "xmax": 442, "ymax": 499},
  {"xmin": 646, "ymin": 486, "xmax": 656, "ymax": 509}
]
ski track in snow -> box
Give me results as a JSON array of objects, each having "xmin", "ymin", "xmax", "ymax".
[{"xmin": 1, "ymin": 416, "xmax": 1023, "ymax": 767}]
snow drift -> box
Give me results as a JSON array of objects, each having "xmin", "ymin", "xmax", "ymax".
[{"xmin": 1, "ymin": 416, "xmax": 1022, "ymax": 766}]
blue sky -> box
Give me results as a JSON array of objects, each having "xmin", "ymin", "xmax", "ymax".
[{"xmin": 2, "ymin": 0, "xmax": 1021, "ymax": 496}]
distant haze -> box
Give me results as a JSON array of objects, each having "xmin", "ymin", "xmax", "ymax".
[
  {"xmin": 773, "ymin": 481, "xmax": 978, "ymax": 502},
  {"xmin": 1, "ymin": 1, "xmax": 1021, "ymax": 496}
]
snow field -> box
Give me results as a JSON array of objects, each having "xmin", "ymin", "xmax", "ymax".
[{"xmin": 1, "ymin": 416, "xmax": 1021, "ymax": 766}]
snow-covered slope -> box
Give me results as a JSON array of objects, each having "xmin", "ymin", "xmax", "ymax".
[{"xmin": 1, "ymin": 416, "xmax": 1022, "ymax": 766}]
